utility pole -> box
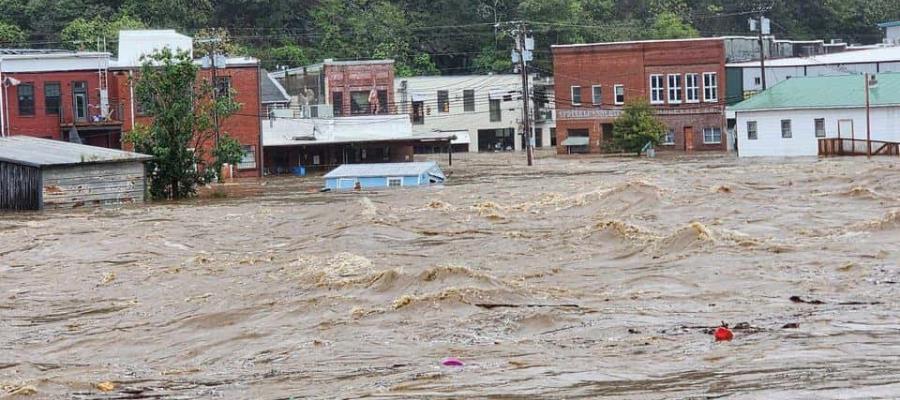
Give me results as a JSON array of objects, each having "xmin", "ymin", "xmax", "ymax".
[
  {"xmin": 757, "ymin": 6, "xmax": 768, "ymax": 91},
  {"xmin": 515, "ymin": 21, "xmax": 534, "ymax": 166},
  {"xmin": 865, "ymin": 73, "xmax": 873, "ymax": 158},
  {"xmin": 198, "ymin": 37, "xmax": 223, "ymax": 147}
]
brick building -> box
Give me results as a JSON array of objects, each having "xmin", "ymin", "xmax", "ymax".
[
  {"xmin": 0, "ymin": 50, "xmax": 123, "ymax": 148},
  {"xmin": 271, "ymin": 59, "xmax": 395, "ymax": 118},
  {"xmin": 552, "ymin": 38, "xmax": 727, "ymax": 154}
]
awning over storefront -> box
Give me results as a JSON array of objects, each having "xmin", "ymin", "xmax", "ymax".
[{"xmin": 561, "ymin": 136, "xmax": 590, "ymax": 146}]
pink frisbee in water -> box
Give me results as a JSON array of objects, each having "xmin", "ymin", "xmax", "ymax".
[{"xmin": 441, "ymin": 357, "xmax": 465, "ymax": 367}]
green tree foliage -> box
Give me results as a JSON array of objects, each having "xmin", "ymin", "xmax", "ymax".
[
  {"xmin": 611, "ymin": 101, "xmax": 667, "ymax": 155},
  {"xmin": 0, "ymin": 22, "xmax": 26, "ymax": 45},
  {"xmin": 60, "ymin": 15, "xmax": 145, "ymax": 54},
  {"xmin": 212, "ymin": 135, "xmax": 244, "ymax": 183},
  {"xmin": 3, "ymin": 0, "xmax": 900, "ymax": 74},
  {"xmin": 126, "ymin": 49, "xmax": 241, "ymax": 200}
]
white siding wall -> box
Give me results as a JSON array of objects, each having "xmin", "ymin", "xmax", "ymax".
[
  {"xmin": 887, "ymin": 26, "xmax": 900, "ymax": 45},
  {"xmin": 736, "ymin": 107, "xmax": 900, "ymax": 157},
  {"xmin": 396, "ymin": 75, "xmax": 527, "ymax": 152}
]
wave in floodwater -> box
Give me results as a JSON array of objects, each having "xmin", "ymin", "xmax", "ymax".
[{"xmin": 1, "ymin": 153, "xmax": 898, "ymax": 399}]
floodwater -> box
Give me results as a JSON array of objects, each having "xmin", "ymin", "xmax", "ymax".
[{"xmin": 1, "ymin": 152, "xmax": 898, "ymax": 399}]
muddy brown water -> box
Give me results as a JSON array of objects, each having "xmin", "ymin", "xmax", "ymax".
[{"xmin": 1, "ymin": 152, "xmax": 898, "ymax": 399}]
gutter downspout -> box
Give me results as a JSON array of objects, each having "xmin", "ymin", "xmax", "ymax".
[
  {"xmin": 257, "ymin": 63, "xmax": 264, "ymax": 178},
  {"xmin": 129, "ymin": 70, "xmax": 136, "ymax": 131},
  {"xmin": 0, "ymin": 61, "xmax": 5, "ymax": 137}
]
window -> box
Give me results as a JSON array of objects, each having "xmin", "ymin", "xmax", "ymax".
[
  {"xmin": 332, "ymin": 92, "xmax": 343, "ymax": 116},
  {"xmin": 614, "ymin": 85, "xmax": 625, "ymax": 105},
  {"xmin": 747, "ymin": 121, "xmax": 758, "ymax": 140},
  {"xmin": 571, "ymin": 86, "xmax": 582, "ymax": 105},
  {"xmin": 592, "ymin": 85, "xmax": 602, "ymax": 105},
  {"xmin": 703, "ymin": 127, "xmax": 722, "ymax": 144},
  {"xmin": 350, "ymin": 91, "xmax": 371, "ymax": 115},
  {"xmin": 412, "ymin": 101, "xmax": 425, "ymax": 125},
  {"xmin": 387, "ymin": 177, "xmax": 403, "ymax": 188},
  {"xmin": 814, "ymin": 118, "xmax": 826, "ymax": 138},
  {"xmin": 44, "ymin": 83, "xmax": 61, "ymax": 115},
  {"xmin": 754, "ymin": 77, "xmax": 762, "ymax": 86},
  {"xmin": 238, "ymin": 145, "xmax": 256, "ymax": 169},
  {"xmin": 685, "ymin": 73, "xmax": 700, "ymax": 103},
  {"xmin": 17, "ymin": 84, "xmax": 34, "ymax": 116},
  {"xmin": 489, "ymin": 99, "xmax": 502, "ymax": 122},
  {"xmin": 73, "ymin": 81, "xmax": 88, "ymax": 121},
  {"xmin": 650, "ymin": 75, "xmax": 664, "ymax": 104},
  {"xmin": 214, "ymin": 76, "xmax": 232, "ymax": 98},
  {"xmin": 667, "ymin": 74, "xmax": 682, "ymax": 104},
  {"xmin": 437, "ymin": 90, "xmax": 449, "ymax": 113},
  {"xmin": 781, "ymin": 119, "xmax": 792, "ymax": 138},
  {"xmin": 663, "ymin": 128, "xmax": 675, "ymax": 145},
  {"xmin": 463, "ymin": 90, "xmax": 475, "ymax": 112},
  {"xmin": 377, "ymin": 90, "xmax": 388, "ymax": 114},
  {"xmin": 703, "ymin": 72, "xmax": 718, "ymax": 102}
]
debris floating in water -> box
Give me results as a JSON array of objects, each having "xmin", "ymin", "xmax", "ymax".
[
  {"xmin": 441, "ymin": 357, "xmax": 465, "ymax": 367},
  {"xmin": 96, "ymin": 381, "xmax": 116, "ymax": 392},
  {"xmin": 713, "ymin": 327, "xmax": 734, "ymax": 342}
]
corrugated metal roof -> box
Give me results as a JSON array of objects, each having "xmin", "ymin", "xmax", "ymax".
[
  {"xmin": 0, "ymin": 136, "xmax": 153, "ymax": 168},
  {"xmin": 732, "ymin": 73, "xmax": 900, "ymax": 112},
  {"xmin": 877, "ymin": 21, "xmax": 900, "ymax": 28},
  {"xmin": 324, "ymin": 161, "xmax": 443, "ymax": 179},
  {"xmin": 727, "ymin": 45, "xmax": 900, "ymax": 67}
]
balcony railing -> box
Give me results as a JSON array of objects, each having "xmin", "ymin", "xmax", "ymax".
[{"xmin": 59, "ymin": 101, "xmax": 125, "ymax": 128}]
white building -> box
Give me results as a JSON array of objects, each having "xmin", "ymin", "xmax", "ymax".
[
  {"xmin": 395, "ymin": 75, "xmax": 555, "ymax": 153},
  {"xmin": 879, "ymin": 21, "xmax": 900, "ymax": 46},
  {"xmin": 733, "ymin": 73, "xmax": 900, "ymax": 157},
  {"xmin": 114, "ymin": 30, "xmax": 193, "ymax": 68}
]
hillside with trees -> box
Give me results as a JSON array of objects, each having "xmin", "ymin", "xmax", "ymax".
[{"xmin": 1, "ymin": 0, "xmax": 898, "ymax": 75}]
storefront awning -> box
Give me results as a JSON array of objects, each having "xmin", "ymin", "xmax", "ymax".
[
  {"xmin": 561, "ymin": 136, "xmax": 590, "ymax": 146},
  {"xmin": 451, "ymin": 132, "xmax": 471, "ymax": 145}
]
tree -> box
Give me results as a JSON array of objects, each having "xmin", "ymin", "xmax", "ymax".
[
  {"xmin": 648, "ymin": 11, "xmax": 698, "ymax": 39},
  {"xmin": 125, "ymin": 49, "xmax": 241, "ymax": 200},
  {"xmin": 0, "ymin": 22, "xmax": 26, "ymax": 45},
  {"xmin": 60, "ymin": 15, "xmax": 145, "ymax": 54},
  {"xmin": 611, "ymin": 101, "xmax": 667, "ymax": 155}
]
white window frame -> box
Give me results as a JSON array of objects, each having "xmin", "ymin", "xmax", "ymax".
[
  {"xmin": 781, "ymin": 119, "xmax": 792, "ymax": 139},
  {"xmin": 667, "ymin": 74, "xmax": 682, "ymax": 104},
  {"xmin": 591, "ymin": 85, "xmax": 602, "ymax": 105},
  {"xmin": 571, "ymin": 86, "xmax": 582, "ymax": 106},
  {"xmin": 747, "ymin": 121, "xmax": 758, "ymax": 140},
  {"xmin": 703, "ymin": 72, "xmax": 719, "ymax": 103},
  {"xmin": 703, "ymin": 127, "xmax": 722, "ymax": 144},
  {"xmin": 814, "ymin": 118, "xmax": 826, "ymax": 138},
  {"xmin": 663, "ymin": 128, "xmax": 676, "ymax": 145},
  {"xmin": 614, "ymin": 84, "xmax": 625, "ymax": 105},
  {"xmin": 387, "ymin": 177, "xmax": 403, "ymax": 188},
  {"xmin": 649, "ymin": 75, "xmax": 664, "ymax": 104},
  {"xmin": 685, "ymin": 73, "xmax": 700, "ymax": 103}
]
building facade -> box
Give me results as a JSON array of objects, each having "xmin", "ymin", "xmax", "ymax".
[
  {"xmin": 552, "ymin": 38, "xmax": 727, "ymax": 154},
  {"xmin": 396, "ymin": 75, "xmax": 555, "ymax": 152},
  {"xmin": 734, "ymin": 74, "xmax": 900, "ymax": 158}
]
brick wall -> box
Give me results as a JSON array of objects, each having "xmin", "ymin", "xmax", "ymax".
[
  {"xmin": 552, "ymin": 39, "xmax": 727, "ymax": 154},
  {"xmin": 324, "ymin": 63, "xmax": 395, "ymax": 116},
  {"xmin": 3, "ymin": 71, "xmax": 104, "ymax": 140}
]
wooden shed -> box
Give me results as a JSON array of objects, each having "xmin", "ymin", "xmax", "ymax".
[{"xmin": 0, "ymin": 136, "xmax": 152, "ymax": 211}]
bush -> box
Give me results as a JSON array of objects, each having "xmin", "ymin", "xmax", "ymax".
[{"xmin": 611, "ymin": 101, "xmax": 667, "ymax": 155}]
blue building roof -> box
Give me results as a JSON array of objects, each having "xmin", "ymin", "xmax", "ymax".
[
  {"xmin": 324, "ymin": 161, "xmax": 445, "ymax": 179},
  {"xmin": 878, "ymin": 21, "xmax": 900, "ymax": 28}
]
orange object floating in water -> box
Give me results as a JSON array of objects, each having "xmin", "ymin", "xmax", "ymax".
[{"xmin": 714, "ymin": 327, "xmax": 734, "ymax": 342}]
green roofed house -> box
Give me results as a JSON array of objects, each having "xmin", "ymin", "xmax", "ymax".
[{"xmin": 732, "ymin": 73, "xmax": 900, "ymax": 157}]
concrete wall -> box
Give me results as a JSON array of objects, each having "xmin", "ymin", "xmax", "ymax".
[
  {"xmin": 396, "ymin": 75, "xmax": 530, "ymax": 152},
  {"xmin": 41, "ymin": 162, "xmax": 146, "ymax": 209},
  {"xmin": 735, "ymin": 107, "xmax": 900, "ymax": 157}
]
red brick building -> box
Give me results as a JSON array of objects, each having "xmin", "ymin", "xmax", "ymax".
[
  {"xmin": 271, "ymin": 59, "xmax": 396, "ymax": 118},
  {"xmin": 1, "ymin": 47, "xmax": 263, "ymax": 179},
  {"xmin": 0, "ymin": 51, "xmax": 123, "ymax": 148},
  {"xmin": 552, "ymin": 38, "xmax": 727, "ymax": 154}
]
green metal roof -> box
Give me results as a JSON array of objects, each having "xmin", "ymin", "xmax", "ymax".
[
  {"xmin": 732, "ymin": 73, "xmax": 900, "ymax": 112},
  {"xmin": 877, "ymin": 21, "xmax": 900, "ymax": 28},
  {"xmin": 561, "ymin": 136, "xmax": 590, "ymax": 146}
]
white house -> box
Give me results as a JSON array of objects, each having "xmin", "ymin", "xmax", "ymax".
[
  {"xmin": 879, "ymin": 21, "xmax": 900, "ymax": 46},
  {"xmin": 733, "ymin": 73, "xmax": 900, "ymax": 157},
  {"xmin": 395, "ymin": 75, "xmax": 555, "ymax": 153}
]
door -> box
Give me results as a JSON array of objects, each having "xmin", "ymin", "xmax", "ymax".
[
  {"xmin": 838, "ymin": 119, "xmax": 854, "ymax": 140},
  {"xmin": 684, "ymin": 126, "xmax": 695, "ymax": 152},
  {"xmin": 73, "ymin": 81, "xmax": 88, "ymax": 121}
]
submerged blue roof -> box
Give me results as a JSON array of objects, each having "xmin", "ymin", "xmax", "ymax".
[{"xmin": 324, "ymin": 161, "xmax": 444, "ymax": 179}]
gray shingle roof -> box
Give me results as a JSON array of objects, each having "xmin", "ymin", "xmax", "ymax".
[
  {"xmin": 261, "ymin": 70, "xmax": 291, "ymax": 104},
  {"xmin": 324, "ymin": 161, "xmax": 444, "ymax": 179},
  {"xmin": 0, "ymin": 136, "xmax": 152, "ymax": 168}
]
